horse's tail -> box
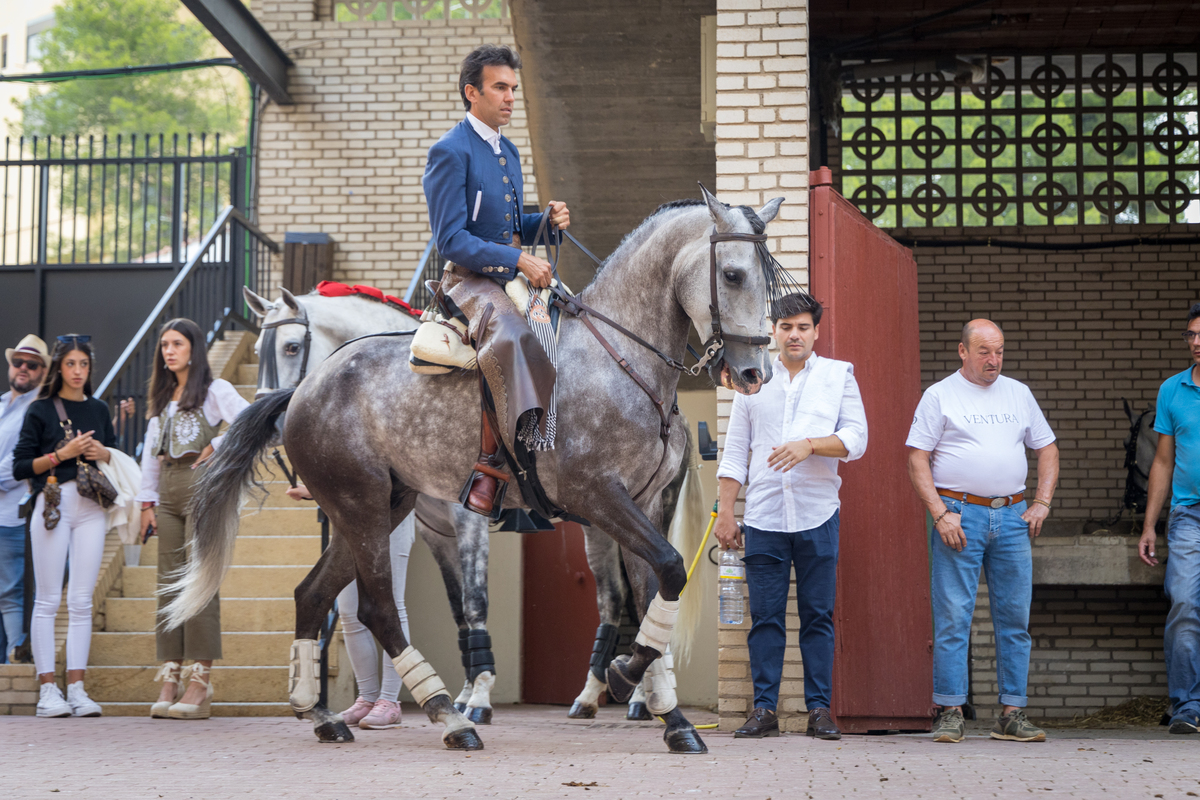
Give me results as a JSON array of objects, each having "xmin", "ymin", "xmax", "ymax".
[
  {"xmin": 161, "ymin": 389, "xmax": 295, "ymax": 630},
  {"xmin": 668, "ymin": 447, "xmax": 708, "ymax": 666}
]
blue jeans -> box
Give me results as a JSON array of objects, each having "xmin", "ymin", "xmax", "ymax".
[
  {"xmin": 930, "ymin": 498, "xmax": 1031, "ymax": 708},
  {"xmin": 1165, "ymin": 504, "xmax": 1200, "ymax": 717},
  {"xmin": 743, "ymin": 511, "xmax": 839, "ymax": 711},
  {"xmin": 0, "ymin": 523, "xmax": 26, "ymax": 663}
]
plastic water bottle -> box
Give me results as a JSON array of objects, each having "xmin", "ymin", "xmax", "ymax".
[{"xmin": 718, "ymin": 549, "xmax": 745, "ymax": 624}]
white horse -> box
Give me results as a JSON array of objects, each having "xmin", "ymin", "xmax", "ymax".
[
  {"xmin": 244, "ymin": 286, "xmax": 499, "ymax": 723},
  {"xmin": 247, "ymin": 286, "xmax": 706, "ymax": 724}
]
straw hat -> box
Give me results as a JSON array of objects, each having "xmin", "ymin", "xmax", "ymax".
[{"xmin": 5, "ymin": 334, "xmax": 50, "ymax": 367}]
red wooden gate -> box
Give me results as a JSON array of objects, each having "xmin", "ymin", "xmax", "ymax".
[
  {"xmin": 521, "ymin": 522, "xmax": 601, "ymax": 704},
  {"xmin": 809, "ymin": 167, "xmax": 935, "ymax": 732}
]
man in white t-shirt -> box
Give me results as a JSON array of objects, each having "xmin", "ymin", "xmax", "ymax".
[{"xmin": 906, "ymin": 319, "xmax": 1058, "ymax": 744}]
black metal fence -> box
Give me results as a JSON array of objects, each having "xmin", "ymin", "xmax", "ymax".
[
  {"xmin": 402, "ymin": 238, "xmax": 446, "ymax": 311},
  {"xmin": 96, "ymin": 206, "xmax": 279, "ymax": 455}
]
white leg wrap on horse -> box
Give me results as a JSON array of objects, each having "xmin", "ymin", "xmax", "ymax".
[
  {"xmin": 393, "ymin": 646, "xmax": 450, "ymax": 706},
  {"xmin": 630, "ymin": 679, "xmax": 648, "ymax": 704},
  {"xmin": 633, "ymin": 592, "xmax": 678, "ymax": 655},
  {"xmin": 468, "ymin": 670, "xmax": 495, "ymax": 709},
  {"xmin": 645, "ymin": 650, "xmax": 678, "ymax": 715},
  {"xmin": 574, "ymin": 671, "xmax": 607, "ymax": 707},
  {"xmin": 454, "ymin": 679, "xmax": 473, "ymax": 706},
  {"xmin": 288, "ymin": 639, "xmax": 321, "ymax": 713}
]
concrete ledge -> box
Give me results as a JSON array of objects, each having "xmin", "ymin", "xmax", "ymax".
[{"xmin": 1033, "ymin": 535, "xmax": 1166, "ymax": 586}]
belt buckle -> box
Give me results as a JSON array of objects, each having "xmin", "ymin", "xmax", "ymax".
[{"xmin": 989, "ymin": 497, "xmax": 1006, "ymax": 509}]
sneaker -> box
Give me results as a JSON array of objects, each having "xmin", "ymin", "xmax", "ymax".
[
  {"xmin": 66, "ymin": 681, "xmax": 102, "ymax": 717},
  {"xmin": 932, "ymin": 707, "xmax": 965, "ymax": 743},
  {"xmin": 991, "ymin": 709, "xmax": 1046, "ymax": 742},
  {"xmin": 358, "ymin": 698, "xmax": 403, "ymax": 730},
  {"xmin": 1168, "ymin": 711, "xmax": 1199, "ymax": 735},
  {"xmin": 339, "ymin": 696, "xmax": 375, "ymax": 727},
  {"xmin": 36, "ymin": 684, "xmax": 72, "ymax": 718}
]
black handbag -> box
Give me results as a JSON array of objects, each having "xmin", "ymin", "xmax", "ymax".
[{"xmin": 53, "ymin": 397, "xmax": 118, "ymax": 509}]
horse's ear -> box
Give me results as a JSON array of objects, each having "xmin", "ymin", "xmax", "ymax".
[
  {"xmin": 244, "ymin": 286, "xmax": 272, "ymax": 318},
  {"xmin": 756, "ymin": 197, "xmax": 784, "ymax": 225},
  {"xmin": 280, "ymin": 287, "xmax": 302, "ymax": 314},
  {"xmin": 699, "ymin": 183, "xmax": 740, "ymax": 230}
]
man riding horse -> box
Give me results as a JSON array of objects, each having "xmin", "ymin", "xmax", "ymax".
[{"xmin": 423, "ymin": 44, "xmax": 571, "ymax": 518}]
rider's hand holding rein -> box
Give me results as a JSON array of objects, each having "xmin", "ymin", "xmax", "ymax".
[{"xmin": 548, "ymin": 200, "xmax": 570, "ymax": 230}]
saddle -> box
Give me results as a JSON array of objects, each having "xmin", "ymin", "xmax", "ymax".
[{"xmin": 408, "ymin": 276, "xmax": 562, "ymax": 375}]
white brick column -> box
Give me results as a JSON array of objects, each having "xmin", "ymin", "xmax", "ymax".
[{"xmin": 714, "ymin": 0, "xmax": 810, "ymax": 733}]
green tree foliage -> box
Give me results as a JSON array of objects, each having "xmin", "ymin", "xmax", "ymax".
[{"xmin": 15, "ymin": 0, "xmax": 247, "ymax": 142}]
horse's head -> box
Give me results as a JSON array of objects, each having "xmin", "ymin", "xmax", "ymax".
[
  {"xmin": 245, "ymin": 286, "xmax": 338, "ymax": 399},
  {"xmin": 674, "ymin": 187, "xmax": 784, "ymax": 396}
]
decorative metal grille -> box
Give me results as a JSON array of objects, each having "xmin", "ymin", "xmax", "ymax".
[
  {"xmin": 840, "ymin": 53, "xmax": 1200, "ymax": 228},
  {"xmin": 334, "ymin": 0, "xmax": 507, "ymax": 21}
]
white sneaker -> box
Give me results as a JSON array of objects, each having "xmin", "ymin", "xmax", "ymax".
[
  {"xmin": 66, "ymin": 681, "xmax": 102, "ymax": 717},
  {"xmin": 36, "ymin": 684, "xmax": 72, "ymax": 718}
]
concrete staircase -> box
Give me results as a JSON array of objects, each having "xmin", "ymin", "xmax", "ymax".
[{"xmin": 86, "ymin": 334, "xmax": 331, "ymax": 717}]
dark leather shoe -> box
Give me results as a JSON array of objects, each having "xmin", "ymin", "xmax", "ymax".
[
  {"xmin": 807, "ymin": 707, "xmax": 841, "ymax": 740},
  {"xmin": 465, "ymin": 472, "xmax": 498, "ymax": 515},
  {"xmin": 733, "ymin": 707, "xmax": 779, "ymax": 738}
]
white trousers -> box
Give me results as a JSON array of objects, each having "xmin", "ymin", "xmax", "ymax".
[
  {"xmin": 31, "ymin": 482, "xmax": 107, "ymax": 674},
  {"xmin": 337, "ymin": 514, "xmax": 415, "ymax": 703}
]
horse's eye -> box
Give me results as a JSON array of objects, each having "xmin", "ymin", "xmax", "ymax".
[
  {"xmin": 284, "ymin": 343, "xmax": 301, "ymax": 356},
  {"xmin": 724, "ymin": 269, "xmax": 743, "ymax": 285}
]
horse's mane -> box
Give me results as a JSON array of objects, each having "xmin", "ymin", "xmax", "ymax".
[{"xmin": 594, "ymin": 197, "xmax": 764, "ymax": 280}]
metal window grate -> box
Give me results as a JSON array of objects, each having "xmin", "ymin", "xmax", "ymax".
[{"xmin": 839, "ymin": 53, "xmax": 1200, "ymax": 228}]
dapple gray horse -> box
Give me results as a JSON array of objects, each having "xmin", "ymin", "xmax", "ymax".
[
  {"xmin": 243, "ymin": 287, "xmax": 499, "ymax": 722},
  {"xmin": 245, "ymin": 287, "xmax": 705, "ymax": 724},
  {"xmin": 167, "ymin": 188, "xmax": 780, "ymax": 753}
]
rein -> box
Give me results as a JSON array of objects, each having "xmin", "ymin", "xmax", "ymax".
[{"xmin": 530, "ymin": 210, "xmax": 772, "ymax": 503}]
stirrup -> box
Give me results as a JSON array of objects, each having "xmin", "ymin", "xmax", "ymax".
[{"xmin": 458, "ymin": 464, "xmax": 509, "ymax": 522}]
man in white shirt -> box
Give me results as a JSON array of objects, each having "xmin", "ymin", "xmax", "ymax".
[
  {"xmin": 715, "ymin": 292, "xmax": 868, "ymax": 740},
  {"xmin": 906, "ymin": 319, "xmax": 1058, "ymax": 744}
]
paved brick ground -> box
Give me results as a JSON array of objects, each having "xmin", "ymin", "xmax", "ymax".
[{"xmin": 2, "ymin": 705, "xmax": 1196, "ymax": 799}]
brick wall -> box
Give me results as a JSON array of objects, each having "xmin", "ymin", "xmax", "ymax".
[
  {"xmin": 906, "ymin": 224, "xmax": 1200, "ymax": 525},
  {"xmin": 254, "ymin": 1, "xmax": 536, "ymax": 296},
  {"xmin": 0, "ymin": 664, "xmax": 37, "ymax": 715},
  {"xmin": 969, "ymin": 584, "xmax": 1168, "ymax": 722},
  {"xmin": 713, "ymin": 0, "xmax": 809, "ymax": 733}
]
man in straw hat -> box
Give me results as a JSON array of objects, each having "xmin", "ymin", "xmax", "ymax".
[{"xmin": 0, "ymin": 334, "xmax": 48, "ymax": 662}]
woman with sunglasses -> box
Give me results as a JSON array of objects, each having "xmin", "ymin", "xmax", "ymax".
[
  {"xmin": 13, "ymin": 335, "xmax": 117, "ymax": 717},
  {"xmin": 136, "ymin": 319, "xmax": 248, "ymax": 720}
]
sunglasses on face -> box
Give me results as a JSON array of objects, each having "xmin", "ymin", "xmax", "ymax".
[
  {"xmin": 1184, "ymin": 331, "xmax": 1200, "ymax": 342},
  {"xmin": 10, "ymin": 358, "xmax": 44, "ymax": 370}
]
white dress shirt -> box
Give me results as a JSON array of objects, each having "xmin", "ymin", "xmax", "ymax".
[
  {"xmin": 0, "ymin": 389, "xmax": 37, "ymax": 527},
  {"xmin": 717, "ymin": 354, "xmax": 868, "ymax": 532},
  {"xmin": 466, "ymin": 112, "xmax": 502, "ymax": 155}
]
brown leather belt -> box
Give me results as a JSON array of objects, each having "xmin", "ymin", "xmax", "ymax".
[
  {"xmin": 937, "ymin": 489, "xmax": 1024, "ymax": 509},
  {"xmin": 161, "ymin": 453, "xmax": 200, "ymax": 467}
]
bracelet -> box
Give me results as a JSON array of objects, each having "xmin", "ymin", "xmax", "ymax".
[
  {"xmin": 933, "ymin": 508, "xmax": 950, "ymax": 525},
  {"xmin": 806, "ymin": 437, "xmax": 815, "ymax": 454},
  {"xmin": 141, "ymin": 502, "xmax": 156, "ymax": 510},
  {"xmin": 46, "ymin": 451, "xmax": 60, "ymax": 467},
  {"xmin": 1033, "ymin": 498, "xmax": 1052, "ymax": 510}
]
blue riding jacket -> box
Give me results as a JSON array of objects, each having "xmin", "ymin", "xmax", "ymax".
[{"xmin": 423, "ymin": 117, "xmax": 544, "ymax": 281}]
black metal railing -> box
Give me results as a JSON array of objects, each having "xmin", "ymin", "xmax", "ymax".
[
  {"xmin": 96, "ymin": 205, "xmax": 279, "ymax": 454},
  {"xmin": 402, "ymin": 238, "xmax": 445, "ymax": 311},
  {"xmin": 1, "ymin": 133, "xmax": 244, "ymax": 267}
]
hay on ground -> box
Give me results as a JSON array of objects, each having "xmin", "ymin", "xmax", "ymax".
[{"xmin": 1041, "ymin": 695, "xmax": 1169, "ymax": 729}]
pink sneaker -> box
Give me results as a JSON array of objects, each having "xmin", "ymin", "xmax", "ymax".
[
  {"xmin": 358, "ymin": 698, "xmax": 403, "ymax": 730},
  {"xmin": 340, "ymin": 696, "xmax": 375, "ymax": 727}
]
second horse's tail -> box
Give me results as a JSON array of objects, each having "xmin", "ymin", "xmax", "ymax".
[{"xmin": 161, "ymin": 389, "xmax": 295, "ymax": 630}]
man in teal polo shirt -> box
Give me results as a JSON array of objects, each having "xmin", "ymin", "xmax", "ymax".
[{"xmin": 1140, "ymin": 302, "xmax": 1200, "ymax": 734}]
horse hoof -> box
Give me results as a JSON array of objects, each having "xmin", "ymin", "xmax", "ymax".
[
  {"xmin": 453, "ymin": 702, "xmax": 467, "ymax": 713},
  {"xmin": 606, "ymin": 656, "xmax": 637, "ymax": 704},
  {"xmin": 626, "ymin": 702, "xmax": 653, "ymax": 721},
  {"xmin": 664, "ymin": 727, "xmax": 708, "ymax": 754},
  {"xmin": 444, "ymin": 728, "xmax": 485, "ymax": 751},
  {"xmin": 314, "ymin": 718, "xmax": 355, "ymax": 744},
  {"xmin": 568, "ymin": 702, "xmax": 598, "ymax": 719},
  {"xmin": 465, "ymin": 706, "xmax": 493, "ymax": 725}
]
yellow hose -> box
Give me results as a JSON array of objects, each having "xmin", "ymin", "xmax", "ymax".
[{"xmin": 658, "ymin": 501, "xmax": 720, "ymax": 729}]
